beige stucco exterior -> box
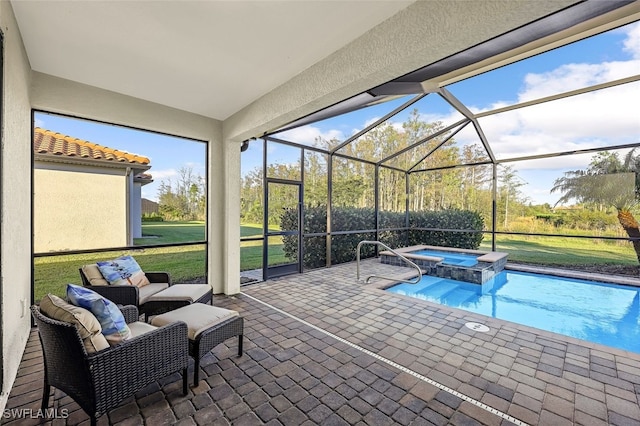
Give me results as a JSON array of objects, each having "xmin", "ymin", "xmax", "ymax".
[
  {"xmin": 1, "ymin": 0, "xmax": 36, "ymax": 411},
  {"xmin": 33, "ymin": 163, "xmax": 128, "ymax": 252},
  {"xmin": 5, "ymin": 0, "xmax": 632, "ymax": 412}
]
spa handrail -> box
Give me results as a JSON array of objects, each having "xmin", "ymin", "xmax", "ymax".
[{"xmin": 356, "ymin": 240, "xmax": 422, "ymax": 284}]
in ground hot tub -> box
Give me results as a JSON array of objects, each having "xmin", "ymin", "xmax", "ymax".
[{"xmin": 379, "ymin": 245, "xmax": 508, "ymax": 284}]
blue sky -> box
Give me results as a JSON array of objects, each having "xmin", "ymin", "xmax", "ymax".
[
  {"xmin": 256, "ymin": 21, "xmax": 640, "ymax": 206},
  {"xmin": 274, "ymin": 21, "xmax": 638, "ymax": 144},
  {"xmin": 34, "ymin": 113, "xmax": 207, "ymax": 202},
  {"xmin": 35, "ymin": 21, "xmax": 640, "ymax": 207}
]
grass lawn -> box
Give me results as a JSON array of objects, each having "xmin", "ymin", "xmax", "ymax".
[
  {"xmin": 240, "ymin": 224, "xmax": 289, "ymax": 270},
  {"xmin": 241, "ymin": 223, "xmax": 263, "ymax": 238},
  {"xmin": 134, "ymin": 221, "xmax": 205, "ymax": 245},
  {"xmin": 240, "ymin": 243, "xmax": 289, "ymax": 271},
  {"xmin": 35, "ymin": 222, "xmax": 285, "ymax": 301},
  {"xmin": 34, "ymin": 245, "xmax": 206, "ymax": 302},
  {"xmin": 480, "ymin": 234, "xmax": 637, "ymax": 266},
  {"xmin": 35, "ymin": 221, "xmax": 638, "ymax": 302}
]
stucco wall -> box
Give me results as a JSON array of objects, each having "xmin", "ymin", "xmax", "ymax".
[
  {"xmin": 0, "ymin": 0, "xmax": 35, "ymax": 411},
  {"xmin": 33, "ymin": 164, "xmax": 128, "ymax": 252}
]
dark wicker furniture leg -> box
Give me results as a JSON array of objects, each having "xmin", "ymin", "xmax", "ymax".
[{"xmin": 190, "ymin": 316, "xmax": 244, "ymax": 386}]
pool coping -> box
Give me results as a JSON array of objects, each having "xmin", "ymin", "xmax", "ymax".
[
  {"xmin": 379, "ymin": 244, "xmax": 509, "ymax": 264},
  {"xmin": 369, "ymin": 257, "xmax": 640, "ymax": 289},
  {"xmin": 505, "ymin": 263, "xmax": 640, "ymax": 288},
  {"xmin": 379, "ymin": 245, "xmax": 510, "ymax": 285}
]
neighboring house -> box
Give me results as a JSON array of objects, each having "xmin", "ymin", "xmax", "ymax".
[
  {"xmin": 141, "ymin": 198, "xmax": 160, "ymax": 215},
  {"xmin": 33, "ymin": 127, "xmax": 153, "ymax": 252}
]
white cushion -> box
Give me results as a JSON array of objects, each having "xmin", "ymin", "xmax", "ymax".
[
  {"xmin": 138, "ymin": 283, "xmax": 170, "ymax": 304},
  {"xmin": 151, "ymin": 303, "xmax": 238, "ymax": 340},
  {"xmin": 81, "ymin": 264, "xmax": 109, "ymax": 286},
  {"xmin": 146, "ymin": 284, "xmax": 210, "ymax": 303},
  {"xmin": 128, "ymin": 321, "xmax": 158, "ymax": 339}
]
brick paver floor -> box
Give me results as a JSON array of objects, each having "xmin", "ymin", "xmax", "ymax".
[{"xmin": 4, "ymin": 259, "xmax": 640, "ymax": 425}]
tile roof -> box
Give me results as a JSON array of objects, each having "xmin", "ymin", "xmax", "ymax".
[{"xmin": 33, "ymin": 127, "xmax": 150, "ymax": 166}]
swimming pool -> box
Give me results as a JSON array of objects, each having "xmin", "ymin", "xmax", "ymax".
[
  {"xmin": 410, "ymin": 249, "xmax": 479, "ymax": 266},
  {"xmin": 386, "ymin": 270, "xmax": 640, "ymax": 354}
]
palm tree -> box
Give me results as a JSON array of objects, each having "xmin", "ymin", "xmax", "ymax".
[{"xmin": 551, "ymin": 149, "xmax": 640, "ymax": 263}]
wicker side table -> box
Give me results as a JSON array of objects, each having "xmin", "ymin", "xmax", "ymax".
[{"xmin": 150, "ymin": 303, "xmax": 243, "ymax": 385}]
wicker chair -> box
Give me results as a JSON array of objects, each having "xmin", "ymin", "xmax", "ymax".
[
  {"xmin": 78, "ymin": 265, "xmax": 173, "ymax": 308},
  {"xmin": 79, "ymin": 265, "xmax": 212, "ymax": 318},
  {"xmin": 31, "ymin": 304, "xmax": 189, "ymax": 426}
]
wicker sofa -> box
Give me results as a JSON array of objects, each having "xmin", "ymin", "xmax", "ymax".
[{"xmin": 31, "ymin": 304, "xmax": 189, "ymax": 426}]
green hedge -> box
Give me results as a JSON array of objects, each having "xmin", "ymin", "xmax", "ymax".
[
  {"xmin": 142, "ymin": 213, "xmax": 164, "ymax": 222},
  {"xmin": 408, "ymin": 209, "xmax": 484, "ymax": 249},
  {"xmin": 281, "ymin": 206, "xmax": 484, "ymax": 269}
]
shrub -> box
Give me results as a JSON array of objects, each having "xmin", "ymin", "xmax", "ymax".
[
  {"xmin": 409, "ymin": 209, "xmax": 484, "ymax": 249},
  {"xmin": 281, "ymin": 206, "xmax": 484, "ymax": 269},
  {"xmin": 142, "ymin": 213, "xmax": 164, "ymax": 222}
]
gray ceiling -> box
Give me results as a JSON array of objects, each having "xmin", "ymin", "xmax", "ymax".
[{"xmin": 11, "ymin": 0, "xmax": 414, "ymax": 121}]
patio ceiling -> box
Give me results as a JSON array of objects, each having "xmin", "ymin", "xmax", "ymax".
[{"xmin": 10, "ymin": 0, "xmax": 414, "ymax": 121}]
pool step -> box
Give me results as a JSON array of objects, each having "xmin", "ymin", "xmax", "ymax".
[
  {"xmin": 441, "ymin": 288, "xmax": 477, "ymax": 306},
  {"xmin": 423, "ymin": 280, "xmax": 460, "ymax": 298}
]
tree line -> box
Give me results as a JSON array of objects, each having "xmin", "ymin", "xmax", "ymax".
[
  {"xmin": 154, "ymin": 166, "xmax": 206, "ymax": 221},
  {"xmin": 241, "ymin": 109, "xmax": 529, "ymax": 228},
  {"xmin": 240, "ymin": 110, "xmax": 640, "ymax": 261}
]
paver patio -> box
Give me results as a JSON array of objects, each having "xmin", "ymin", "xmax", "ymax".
[{"xmin": 5, "ymin": 259, "xmax": 640, "ymax": 425}]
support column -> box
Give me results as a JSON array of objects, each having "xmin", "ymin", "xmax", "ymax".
[
  {"xmin": 131, "ymin": 181, "xmax": 143, "ymax": 239},
  {"xmin": 207, "ymin": 124, "xmax": 224, "ymax": 294},
  {"xmin": 206, "ymin": 125, "xmax": 241, "ymax": 295}
]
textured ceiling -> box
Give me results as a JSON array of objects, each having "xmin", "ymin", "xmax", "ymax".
[{"xmin": 11, "ymin": 0, "xmax": 414, "ymax": 121}]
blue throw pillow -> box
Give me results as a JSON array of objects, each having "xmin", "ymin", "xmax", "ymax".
[
  {"xmin": 96, "ymin": 255, "xmax": 150, "ymax": 287},
  {"xmin": 67, "ymin": 284, "xmax": 131, "ymax": 345}
]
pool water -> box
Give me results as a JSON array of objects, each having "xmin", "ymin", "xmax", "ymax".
[
  {"xmin": 411, "ymin": 249, "xmax": 479, "ymax": 267},
  {"xmin": 386, "ymin": 270, "xmax": 640, "ymax": 354}
]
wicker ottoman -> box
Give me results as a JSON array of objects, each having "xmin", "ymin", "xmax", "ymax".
[
  {"xmin": 142, "ymin": 283, "xmax": 213, "ymax": 318},
  {"xmin": 150, "ymin": 303, "xmax": 243, "ymax": 385}
]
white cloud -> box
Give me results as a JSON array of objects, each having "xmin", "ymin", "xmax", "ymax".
[
  {"xmin": 348, "ymin": 116, "xmax": 405, "ymax": 139},
  {"xmin": 363, "ymin": 116, "xmax": 381, "ymax": 128},
  {"xmin": 469, "ymin": 81, "xmax": 640, "ymax": 161},
  {"xmin": 429, "ymin": 24, "xmax": 640, "ymax": 203},
  {"xmin": 520, "ymin": 59, "xmax": 640, "ymax": 102},
  {"xmin": 453, "ymin": 23, "xmax": 640, "ymax": 163},
  {"xmin": 278, "ymin": 125, "xmax": 344, "ymax": 146},
  {"xmin": 621, "ymin": 21, "xmax": 640, "ymax": 59},
  {"xmin": 391, "ymin": 122, "xmax": 405, "ymax": 133},
  {"xmin": 150, "ymin": 169, "xmax": 178, "ymax": 180}
]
